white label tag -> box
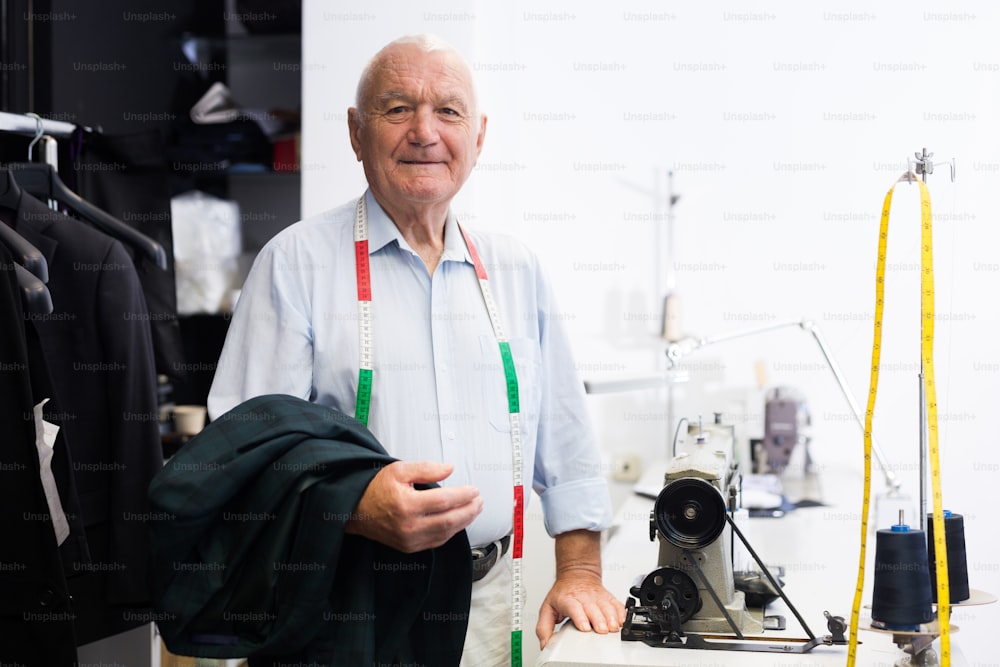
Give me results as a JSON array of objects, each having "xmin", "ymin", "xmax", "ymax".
[{"xmin": 32, "ymin": 398, "xmax": 69, "ymax": 546}]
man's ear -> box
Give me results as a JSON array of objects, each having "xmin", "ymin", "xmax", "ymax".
[
  {"xmin": 347, "ymin": 108, "xmax": 363, "ymax": 161},
  {"xmin": 475, "ymin": 113, "xmax": 488, "ymax": 159}
]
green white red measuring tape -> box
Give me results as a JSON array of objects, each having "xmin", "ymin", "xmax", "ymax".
[{"xmin": 352, "ymin": 196, "xmax": 526, "ymax": 665}]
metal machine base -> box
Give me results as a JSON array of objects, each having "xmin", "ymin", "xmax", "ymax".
[{"xmin": 623, "ymin": 510, "xmax": 851, "ymax": 654}]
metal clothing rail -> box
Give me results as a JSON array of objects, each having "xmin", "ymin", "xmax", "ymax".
[{"xmin": 0, "ymin": 111, "xmax": 78, "ymax": 138}]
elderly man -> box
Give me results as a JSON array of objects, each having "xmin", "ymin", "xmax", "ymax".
[{"xmin": 207, "ymin": 34, "xmax": 624, "ymax": 665}]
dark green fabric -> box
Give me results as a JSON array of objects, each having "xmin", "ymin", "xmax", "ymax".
[{"xmin": 147, "ymin": 394, "xmax": 472, "ymax": 665}]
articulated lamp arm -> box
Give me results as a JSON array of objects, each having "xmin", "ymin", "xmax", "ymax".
[{"xmin": 665, "ymin": 318, "xmax": 902, "ymax": 495}]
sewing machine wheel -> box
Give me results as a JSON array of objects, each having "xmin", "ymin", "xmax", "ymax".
[
  {"xmin": 632, "ymin": 567, "xmax": 701, "ymax": 622},
  {"xmin": 654, "ymin": 476, "xmax": 728, "ymax": 549}
]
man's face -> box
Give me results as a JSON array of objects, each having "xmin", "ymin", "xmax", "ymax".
[{"xmin": 348, "ymin": 45, "xmax": 487, "ymax": 216}]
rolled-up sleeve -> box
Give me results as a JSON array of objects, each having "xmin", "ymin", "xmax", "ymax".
[{"xmin": 530, "ymin": 265, "xmax": 613, "ymax": 537}]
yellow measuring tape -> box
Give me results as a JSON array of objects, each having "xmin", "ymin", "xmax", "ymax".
[{"xmin": 846, "ymin": 175, "xmax": 950, "ymax": 666}]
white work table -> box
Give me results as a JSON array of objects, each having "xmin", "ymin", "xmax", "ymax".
[{"xmin": 536, "ymin": 461, "xmax": 973, "ymax": 666}]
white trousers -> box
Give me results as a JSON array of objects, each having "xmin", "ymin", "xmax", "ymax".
[{"xmin": 460, "ymin": 550, "xmax": 515, "ymax": 667}]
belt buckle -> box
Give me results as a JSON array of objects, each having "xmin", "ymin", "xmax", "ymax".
[{"xmin": 471, "ymin": 541, "xmax": 500, "ymax": 582}]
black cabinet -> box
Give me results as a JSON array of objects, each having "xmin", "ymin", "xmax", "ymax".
[{"xmin": 168, "ymin": 10, "xmax": 303, "ymax": 406}]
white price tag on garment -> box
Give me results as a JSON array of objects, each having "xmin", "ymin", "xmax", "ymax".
[{"xmin": 33, "ymin": 398, "xmax": 70, "ymax": 546}]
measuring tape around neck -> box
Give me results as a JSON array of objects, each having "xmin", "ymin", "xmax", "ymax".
[
  {"xmin": 847, "ymin": 176, "xmax": 950, "ymax": 666},
  {"xmin": 352, "ymin": 196, "xmax": 526, "ymax": 666}
]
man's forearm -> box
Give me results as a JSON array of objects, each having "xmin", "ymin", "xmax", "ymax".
[{"xmin": 554, "ymin": 528, "xmax": 603, "ymax": 579}]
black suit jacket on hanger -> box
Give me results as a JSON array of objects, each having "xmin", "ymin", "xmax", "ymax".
[
  {"xmin": 0, "ymin": 241, "xmax": 78, "ymax": 665},
  {"xmin": 13, "ymin": 190, "xmax": 163, "ymax": 645}
]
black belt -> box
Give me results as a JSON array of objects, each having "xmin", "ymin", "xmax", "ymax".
[{"xmin": 470, "ymin": 535, "xmax": 511, "ymax": 582}]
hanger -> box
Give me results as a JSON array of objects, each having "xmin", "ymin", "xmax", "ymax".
[
  {"xmin": 5, "ymin": 163, "xmax": 166, "ymax": 270},
  {"xmin": 13, "ymin": 260, "xmax": 53, "ymax": 314},
  {"xmin": 0, "ymin": 170, "xmax": 49, "ymax": 282},
  {"xmin": 5, "ymin": 116, "xmax": 168, "ymax": 270},
  {"xmin": 7, "ymin": 163, "xmax": 168, "ymax": 270},
  {"xmin": 0, "ymin": 162, "xmax": 23, "ymax": 210},
  {"xmin": 0, "ymin": 224, "xmax": 49, "ymax": 283}
]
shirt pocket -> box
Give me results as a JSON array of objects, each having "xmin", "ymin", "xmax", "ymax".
[{"xmin": 479, "ymin": 335, "xmax": 542, "ymax": 433}]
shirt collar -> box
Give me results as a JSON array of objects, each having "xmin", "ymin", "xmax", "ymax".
[{"xmin": 363, "ymin": 189, "xmax": 472, "ymax": 266}]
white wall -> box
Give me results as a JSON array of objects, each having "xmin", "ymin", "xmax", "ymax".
[{"xmin": 302, "ymin": 1, "xmax": 999, "ymax": 663}]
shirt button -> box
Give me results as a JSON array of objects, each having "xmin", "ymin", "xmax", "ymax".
[
  {"xmin": 440, "ymin": 362, "xmax": 448, "ymax": 372},
  {"xmin": 447, "ymin": 431, "xmax": 456, "ymax": 440}
]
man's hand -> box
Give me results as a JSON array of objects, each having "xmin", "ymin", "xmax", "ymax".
[
  {"xmin": 536, "ymin": 530, "xmax": 626, "ymax": 650},
  {"xmin": 345, "ymin": 461, "xmax": 482, "ymax": 553}
]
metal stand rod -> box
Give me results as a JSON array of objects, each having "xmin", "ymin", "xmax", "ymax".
[
  {"xmin": 914, "ymin": 147, "xmax": 932, "ymax": 534},
  {"xmin": 665, "ymin": 170, "xmax": 677, "ymax": 295}
]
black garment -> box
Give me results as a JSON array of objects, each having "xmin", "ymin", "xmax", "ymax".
[
  {"xmin": 12, "ymin": 190, "xmax": 163, "ymax": 644},
  {"xmin": 70, "ymin": 128, "xmax": 185, "ymax": 381},
  {"xmin": 24, "ymin": 323, "xmax": 92, "ymax": 578},
  {"xmin": 148, "ymin": 394, "xmax": 472, "ymax": 666},
  {"xmin": 0, "ymin": 242, "xmax": 78, "ymax": 666},
  {"xmin": 0, "ymin": 204, "xmax": 91, "ymax": 574}
]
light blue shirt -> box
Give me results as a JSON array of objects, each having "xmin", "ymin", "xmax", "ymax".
[{"xmin": 208, "ymin": 190, "xmax": 613, "ymax": 547}]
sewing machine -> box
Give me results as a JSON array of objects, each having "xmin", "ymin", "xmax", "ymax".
[{"xmin": 621, "ymin": 427, "xmax": 848, "ymax": 653}]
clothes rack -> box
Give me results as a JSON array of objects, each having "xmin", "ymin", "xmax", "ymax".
[{"xmin": 0, "ymin": 110, "xmax": 83, "ymax": 138}]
